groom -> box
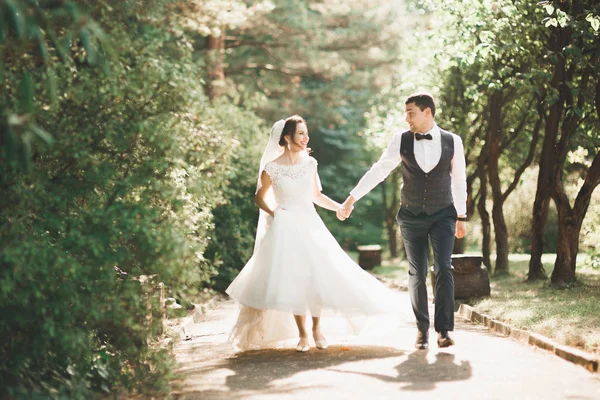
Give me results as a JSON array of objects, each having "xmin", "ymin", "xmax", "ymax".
[{"xmin": 337, "ymin": 93, "xmax": 467, "ymax": 349}]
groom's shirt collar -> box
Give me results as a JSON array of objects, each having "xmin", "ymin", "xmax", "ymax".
[{"xmin": 418, "ymin": 122, "xmax": 440, "ymax": 139}]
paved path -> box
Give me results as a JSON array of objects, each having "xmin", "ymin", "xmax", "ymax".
[{"xmin": 173, "ymin": 291, "xmax": 600, "ymax": 399}]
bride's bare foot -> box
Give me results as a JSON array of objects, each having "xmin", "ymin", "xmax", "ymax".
[
  {"xmin": 296, "ymin": 337, "xmax": 309, "ymax": 352},
  {"xmin": 312, "ymin": 329, "xmax": 328, "ymax": 350}
]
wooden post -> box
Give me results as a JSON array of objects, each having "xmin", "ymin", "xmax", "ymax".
[{"xmin": 430, "ymin": 255, "xmax": 490, "ymax": 299}]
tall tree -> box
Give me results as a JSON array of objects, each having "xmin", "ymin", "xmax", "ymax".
[
  {"xmin": 431, "ymin": 0, "xmax": 545, "ymax": 274},
  {"xmin": 534, "ymin": 1, "xmax": 600, "ymax": 285}
]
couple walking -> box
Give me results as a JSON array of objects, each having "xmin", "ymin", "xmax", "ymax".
[{"xmin": 226, "ymin": 93, "xmax": 468, "ymax": 352}]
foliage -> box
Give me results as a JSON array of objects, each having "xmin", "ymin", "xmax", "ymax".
[
  {"xmin": 1, "ymin": 0, "xmax": 599, "ymax": 396},
  {"xmin": 366, "ymin": 0, "xmax": 600, "ymax": 279},
  {"xmin": 0, "ymin": 0, "xmax": 257, "ymax": 396},
  {"xmin": 203, "ymin": 104, "xmax": 264, "ymax": 292},
  {"xmin": 213, "ymin": 0, "xmax": 406, "ymax": 248},
  {"xmin": 502, "ymin": 168, "xmax": 558, "ymax": 253}
]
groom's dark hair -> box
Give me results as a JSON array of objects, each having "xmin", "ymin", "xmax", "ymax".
[
  {"xmin": 279, "ymin": 115, "xmax": 306, "ymax": 146},
  {"xmin": 405, "ymin": 93, "xmax": 436, "ymax": 117}
]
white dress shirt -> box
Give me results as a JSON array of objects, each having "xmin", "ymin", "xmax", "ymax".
[{"xmin": 350, "ymin": 123, "xmax": 467, "ymax": 216}]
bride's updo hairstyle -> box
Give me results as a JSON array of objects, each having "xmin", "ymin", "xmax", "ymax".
[{"xmin": 279, "ymin": 115, "xmax": 306, "ymax": 146}]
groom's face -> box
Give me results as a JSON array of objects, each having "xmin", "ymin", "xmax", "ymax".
[{"xmin": 405, "ymin": 102, "xmax": 431, "ymax": 133}]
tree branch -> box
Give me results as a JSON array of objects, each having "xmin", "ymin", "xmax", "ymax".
[
  {"xmin": 501, "ymin": 114, "xmax": 542, "ymax": 202},
  {"xmin": 574, "ymin": 150, "xmax": 600, "ymax": 218}
]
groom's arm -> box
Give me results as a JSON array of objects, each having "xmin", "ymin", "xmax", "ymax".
[
  {"xmin": 451, "ymin": 134, "xmax": 468, "ymax": 238},
  {"xmin": 338, "ymin": 133, "xmax": 402, "ymax": 220}
]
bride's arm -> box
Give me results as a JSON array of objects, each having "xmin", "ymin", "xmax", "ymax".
[
  {"xmin": 313, "ymin": 172, "xmax": 342, "ymax": 212},
  {"xmin": 255, "ymin": 171, "xmax": 275, "ymax": 217}
]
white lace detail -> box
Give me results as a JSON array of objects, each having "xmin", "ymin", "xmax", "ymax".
[{"xmin": 264, "ymin": 157, "xmax": 317, "ymax": 185}]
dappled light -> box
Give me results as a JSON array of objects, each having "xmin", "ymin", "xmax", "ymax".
[{"xmin": 1, "ymin": 0, "xmax": 599, "ymax": 398}]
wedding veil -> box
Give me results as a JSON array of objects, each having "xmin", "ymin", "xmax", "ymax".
[{"xmin": 253, "ymin": 119, "xmax": 285, "ymax": 253}]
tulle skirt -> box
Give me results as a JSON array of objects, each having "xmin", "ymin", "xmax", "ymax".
[{"xmin": 226, "ymin": 206, "xmax": 400, "ymax": 351}]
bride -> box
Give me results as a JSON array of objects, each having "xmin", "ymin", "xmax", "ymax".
[{"xmin": 226, "ymin": 115, "xmax": 398, "ymax": 352}]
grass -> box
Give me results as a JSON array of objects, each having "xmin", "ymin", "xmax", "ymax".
[
  {"xmin": 472, "ymin": 254, "xmax": 600, "ymax": 354},
  {"xmin": 369, "ymin": 252, "xmax": 600, "ymax": 355}
]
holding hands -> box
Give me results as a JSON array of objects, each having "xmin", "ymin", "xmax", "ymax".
[{"xmin": 336, "ymin": 196, "xmax": 356, "ymax": 221}]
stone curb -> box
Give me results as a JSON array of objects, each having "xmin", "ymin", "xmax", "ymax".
[{"xmin": 458, "ymin": 304, "xmax": 599, "ymax": 373}]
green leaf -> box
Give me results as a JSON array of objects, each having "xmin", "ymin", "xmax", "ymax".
[
  {"xmin": 5, "ymin": 0, "xmax": 25, "ymax": 40},
  {"xmin": 30, "ymin": 124, "xmax": 55, "ymax": 147},
  {"xmin": 34, "ymin": 29, "xmax": 49, "ymax": 64},
  {"xmin": 544, "ymin": 5, "xmax": 554, "ymax": 16},
  {"xmin": 5, "ymin": 126, "xmax": 18, "ymax": 160},
  {"xmin": 556, "ymin": 10, "xmax": 570, "ymax": 28},
  {"xmin": 20, "ymin": 133, "xmax": 32, "ymax": 172},
  {"xmin": 587, "ymin": 15, "xmax": 600, "ymax": 32},
  {"xmin": 19, "ymin": 72, "xmax": 33, "ymax": 113},
  {"xmin": 46, "ymin": 67, "xmax": 58, "ymax": 108},
  {"xmin": 80, "ymin": 29, "xmax": 98, "ymax": 65},
  {"xmin": 47, "ymin": 30, "xmax": 70, "ymax": 63}
]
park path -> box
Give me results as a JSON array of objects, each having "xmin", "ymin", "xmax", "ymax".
[{"xmin": 172, "ymin": 291, "xmax": 600, "ymax": 399}]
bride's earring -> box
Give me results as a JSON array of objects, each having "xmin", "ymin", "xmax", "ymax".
[{"xmin": 287, "ymin": 142, "xmax": 291, "ymax": 150}]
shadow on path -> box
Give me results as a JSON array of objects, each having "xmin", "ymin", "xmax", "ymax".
[
  {"xmin": 176, "ymin": 344, "xmax": 405, "ymax": 399},
  {"xmin": 330, "ymin": 349, "xmax": 472, "ymax": 391}
]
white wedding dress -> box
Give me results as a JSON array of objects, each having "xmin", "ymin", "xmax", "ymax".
[{"xmin": 226, "ymin": 155, "xmax": 399, "ymax": 351}]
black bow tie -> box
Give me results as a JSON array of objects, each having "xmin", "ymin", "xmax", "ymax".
[{"xmin": 415, "ymin": 133, "xmax": 433, "ymax": 141}]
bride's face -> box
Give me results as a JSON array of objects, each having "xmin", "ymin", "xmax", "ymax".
[{"xmin": 289, "ymin": 122, "xmax": 309, "ymax": 151}]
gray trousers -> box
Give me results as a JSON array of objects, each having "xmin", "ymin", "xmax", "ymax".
[{"xmin": 397, "ymin": 204, "xmax": 456, "ymax": 332}]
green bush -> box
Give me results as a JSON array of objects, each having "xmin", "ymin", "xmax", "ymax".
[
  {"xmin": 0, "ymin": 1, "xmax": 250, "ymax": 396},
  {"xmin": 202, "ymin": 104, "xmax": 264, "ymax": 292},
  {"xmin": 503, "ymin": 168, "xmax": 559, "ymax": 253}
]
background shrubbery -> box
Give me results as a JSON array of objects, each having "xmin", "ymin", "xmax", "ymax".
[{"xmin": 0, "ymin": 1, "xmax": 262, "ymax": 396}]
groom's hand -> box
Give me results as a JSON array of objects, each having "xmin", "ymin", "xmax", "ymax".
[
  {"xmin": 456, "ymin": 221, "xmax": 467, "ymax": 239},
  {"xmin": 336, "ymin": 196, "xmax": 356, "ymax": 221}
]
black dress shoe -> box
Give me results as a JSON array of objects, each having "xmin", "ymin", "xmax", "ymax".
[
  {"xmin": 415, "ymin": 330, "xmax": 429, "ymax": 350},
  {"xmin": 437, "ymin": 331, "xmax": 455, "ymax": 348}
]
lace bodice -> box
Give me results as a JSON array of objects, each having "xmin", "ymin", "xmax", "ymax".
[{"xmin": 264, "ymin": 156, "xmax": 320, "ymax": 210}]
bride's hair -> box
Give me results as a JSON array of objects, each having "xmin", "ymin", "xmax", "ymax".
[{"xmin": 279, "ymin": 115, "xmax": 306, "ymax": 146}]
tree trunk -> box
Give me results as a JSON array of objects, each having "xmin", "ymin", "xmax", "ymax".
[
  {"xmin": 551, "ymin": 150, "xmax": 600, "ymax": 285},
  {"xmin": 487, "ymin": 90, "xmax": 509, "ymax": 275},
  {"xmin": 528, "ymin": 107, "xmax": 554, "ymax": 281},
  {"xmin": 546, "ymin": 15, "xmax": 596, "ymax": 285},
  {"xmin": 551, "ymin": 207, "xmax": 580, "ymax": 285},
  {"xmin": 527, "ymin": 191, "xmax": 550, "ymax": 281},
  {"xmin": 477, "ymin": 183, "xmax": 492, "ymax": 271},
  {"xmin": 206, "ymin": 32, "xmax": 226, "ymax": 101},
  {"xmin": 490, "ymin": 197, "xmax": 509, "ymax": 275}
]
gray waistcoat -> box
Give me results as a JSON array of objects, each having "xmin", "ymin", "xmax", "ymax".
[{"xmin": 400, "ymin": 129, "xmax": 455, "ymax": 215}]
